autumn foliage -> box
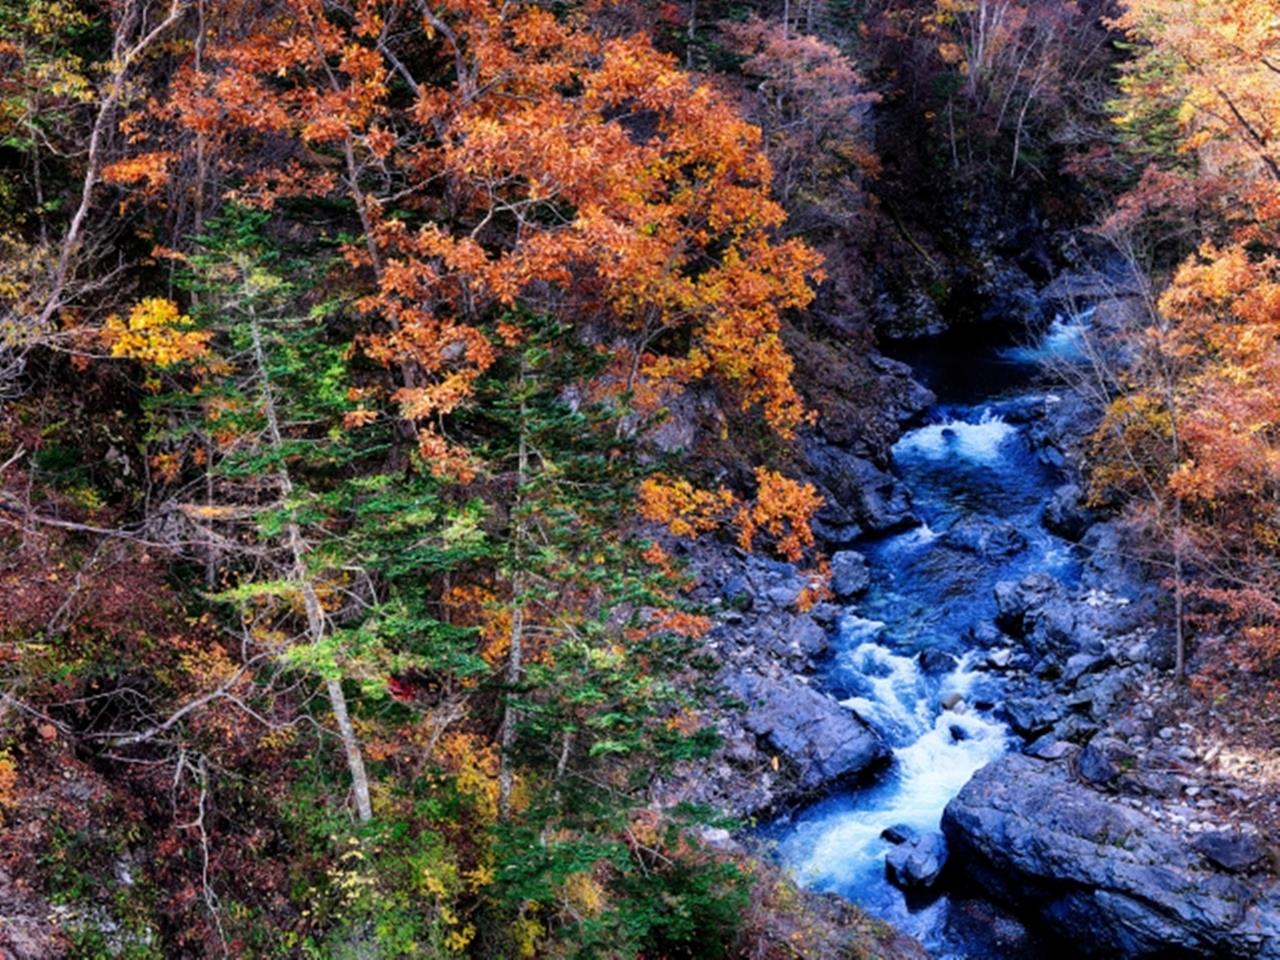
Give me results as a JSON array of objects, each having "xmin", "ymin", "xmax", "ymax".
[{"xmin": 1090, "ymin": 0, "xmax": 1280, "ymax": 679}]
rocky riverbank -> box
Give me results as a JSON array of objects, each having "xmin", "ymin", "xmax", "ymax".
[
  {"xmin": 656, "ymin": 353, "xmax": 934, "ymax": 820},
  {"xmin": 671, "ymin": 263, "xmax": 1280, "ymax": 957}
]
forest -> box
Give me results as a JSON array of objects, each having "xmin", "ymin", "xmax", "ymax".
[{"xmin": 0, "ymin": 0, "xmax": 1278, "ymax": 957}]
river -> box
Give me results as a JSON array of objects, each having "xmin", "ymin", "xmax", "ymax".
[{"xmin": 767, "ymin": 309, "xmax": 1096, "ymax": 958}]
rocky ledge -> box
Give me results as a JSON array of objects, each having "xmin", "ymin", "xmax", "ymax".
[
  {"xmin": 943, "ymin": 753, "xmax": 1280, "ymax": 959},
  {"xmin": 656, "ymin": 549, "xmax": 891, "ymax": 818}
]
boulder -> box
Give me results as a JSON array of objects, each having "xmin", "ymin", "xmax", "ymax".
[
  {"xmin": 943, "ymin": 517, "xmax": 1028, "ymax": 559},
  {"xmin": 942, "ymin": 754, "xmax": 1280, "ymax": 959},
  {"xmin": 723, "ymin": 670, "xmax": 889, "ymax": 797},
  {"xmin": 886, "ymin": 832, "xmax": 949, "ymax": 892},
  {"xmin": 1003, "ymin": 698, "xmax": 1063, "ymax": 739},
  {"xmin": 1043, "ymin": 483, "xmax": 1094, "ymax": 541},
  {"xmin": 805, "ymin": 442, "xmax": 916, "ymax": 533},
  {"xmin": 918, "ymin": 647, "xmax": 958, "ymax": 675},
  {"xmin": 1194, "ymin": 832, "xmax": 1269, "ymax": 875},
  {"xmin": 1063, "ymin": 652, "xmax": 1114, "ymax": 686},
  {"xmin": 830, "ymin": 550, "xmax": 871, "ymax": 599},
  {"xmin": 1074, "ymin": 736, "xmax": 1135, "ymax": 789},
  {"xmin": 994, "ymin": 574, "xmax": 1061, "ymax": 634},
  {"xmin": 882, "ymin": 823, "xmax": 920, "ymax": 845}
]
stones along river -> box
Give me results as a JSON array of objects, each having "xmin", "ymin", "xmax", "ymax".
[{"xmin": 766, "ymin": 310, "xmax": 1097, "ymax": 959}]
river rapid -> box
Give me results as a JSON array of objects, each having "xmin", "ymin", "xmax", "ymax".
[{"xmin": 768, "ymin": 311, "xmax": 1096, "ymax": 959}]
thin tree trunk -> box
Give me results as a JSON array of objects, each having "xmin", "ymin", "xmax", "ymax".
[
  {"xmin": 39, "ymin": 0, "xmax": 185, "ymax": 328},
  {"xmin": 247, "ymin": 298, "xmax": 373, "ymax": 822},
  {"xmin": 498, "ymin": 364, "xmax": 529, "ymax": 819}
]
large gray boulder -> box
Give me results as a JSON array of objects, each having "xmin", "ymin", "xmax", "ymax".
[
  {"xmin": 724, "ymin": 670, "xmax": 889, "ymax": 796},
  {"xmin": 994, "ymin": 574, "xmax": 1061, "ymax": 634},
  {"xmin": 805, "ymin": 442, "xmax": 916, "ymax": 533},
  {"xmin": 944, "ymin": 517, "xmax": 1028, "ymax": 559},
  {"xmin": 942, "ymin": 754, "xmax": 1280, "ymax": 958},
  {"xmin": 1043, "ymin": 482, "xmax": 1094, "ymax": 541}
]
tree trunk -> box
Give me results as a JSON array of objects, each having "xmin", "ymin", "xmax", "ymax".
[
  {"xmin": 498, "ymin": 365, "xmax": 529, "ymax": 819},
  {"xmin": 247, "ymin": 298, "xmax": 373, "ymax": 822}
]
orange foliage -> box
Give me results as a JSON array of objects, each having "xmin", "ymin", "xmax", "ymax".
[
  {"xmin": 101, "ymin": 298, "xmax": 212, "ymax": 367},
  {"xmin": 1099, "ymin": 0, "xmax": 1280, "ymax": 671},
  {"xmin": 639, "ymin": 468, "xmax": 822, "ymax": 562},
  {"xmin": 118, "ymin": 0, "xmax": 821, "ymax": 469}
]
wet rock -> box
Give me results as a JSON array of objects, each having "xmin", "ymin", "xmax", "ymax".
[
  {"xmin": 979, "ymin": 648, "xmax": 1014, "ymax": 671},
  {"xmin": 830, "ymin": 550, "xmax": 871, "ymax": 599},
  {"xmin": 943, "ymin": 517, "xmax": 1028, "ymax": 559},
  {"xmin": 886, "ymin": 833, "xmax": 949, "ymax": 892},
  {"xmin": 941, "ymin": 692, "xmax": 965, "ymax": 711},
  {"xmin": 943, "ymin": 754, "xmax": 1280, "ymax": 959},
  {"xmin": 1194, "ymin": 832, "xmax": 1269, "ymax": 874},
  {"xmin": 1042, "ymin": 483, "xmax": 1094, "ymax": 541},
  {"xmin": 1063, "ymin": 652, "xmax": 1113, "ymax": 686},
  {"xmin": 1028, "ymin": 601, "xmax": 1103, "ymax": 659},
  {"xmin": 918, "ymin": 647, "xmax": 958, "ymax": 675},
  {"xmin": 1003, "ymin": 698, "xmax": 1063, "ymax": 739},
  {"xmin": 994, "ymin": 574, "xmax": 1060, "ymax": 634},
  {"xmin": 882, "ymin": 823, "xmax": 920, "ymax": 845},
  {"xmin": 723, "ymin": 670, "xmax": 889, "ymax": 797},
  {"xmin": 949, "ymin": 724, "xmax": 970, "ymax": 742},
  {"xmin": 968, "ymin": 622, "xmax": 1006, "ymax": 647}
]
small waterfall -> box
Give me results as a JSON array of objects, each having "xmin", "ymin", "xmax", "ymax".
[
  {"xmin": 999, "ymin": 306, "xmax": 1097, "ymax": 365},
  {"xmin": 781, "ymin": 646, "xmax": 1007, "ymax": 898}
]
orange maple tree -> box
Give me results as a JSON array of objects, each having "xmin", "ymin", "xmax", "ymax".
[{"xmin": 106, "ymin": 0, "xmax": 824, "ymax": 475}]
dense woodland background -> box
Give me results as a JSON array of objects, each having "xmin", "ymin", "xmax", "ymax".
[{"xmin": 0, "ymin": 0, "xmax": 1278, "ymax": 956}]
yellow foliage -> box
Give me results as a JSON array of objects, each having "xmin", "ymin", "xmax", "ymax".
[
  {"xmin": 102, "ymin": 298, "xmax": 211, "ymax": 367},
  {"xmin": 0, "ymin": 752, "xmax": 17, "ymax": 821}
]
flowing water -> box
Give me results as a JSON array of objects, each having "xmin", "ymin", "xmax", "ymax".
[{"xmin": 768, "ymin": 314, "xmax": 1094, "ymax": 958}]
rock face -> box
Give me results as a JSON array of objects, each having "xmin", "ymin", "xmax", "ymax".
[
  {"xmin": 805, "ymin": 441, "xmax": 916, "ymax": 534},
  {"xmin": 943, "ymin": 755, "xmax": 1280, "ymax": 959},
  {"xmin": 724, "ymin": 671, "xmax": 889, "ymax": 796}
]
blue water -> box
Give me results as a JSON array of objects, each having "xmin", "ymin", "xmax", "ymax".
[{"xmin": 768, "ymin": 313, "xmax": 1093, "ymax": 959}]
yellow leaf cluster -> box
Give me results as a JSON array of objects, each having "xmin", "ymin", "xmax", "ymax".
[{"xmin": 102, "ymin": 297, "xmax": 211, "ymax": 367}]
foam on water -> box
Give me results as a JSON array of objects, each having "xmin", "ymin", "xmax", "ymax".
[
  {"xmin": 838, "ymin": 642, "xmax": 932, "ymax": 741},
  {"xmin": 782, "ymin": 648, "xmax": 1008, "ymax": 894},
  {"xmin": 1001, "ymin": 307, "xmax": 1097, "ymax": 364},
  {"xmin": 893, "ymin": 410, "xmax": 1016, "ymax": 464}
]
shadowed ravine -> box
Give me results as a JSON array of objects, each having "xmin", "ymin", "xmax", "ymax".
[{"xmin": 767, "ymin": 314, "xmax": 1094, "ymax": 959}]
